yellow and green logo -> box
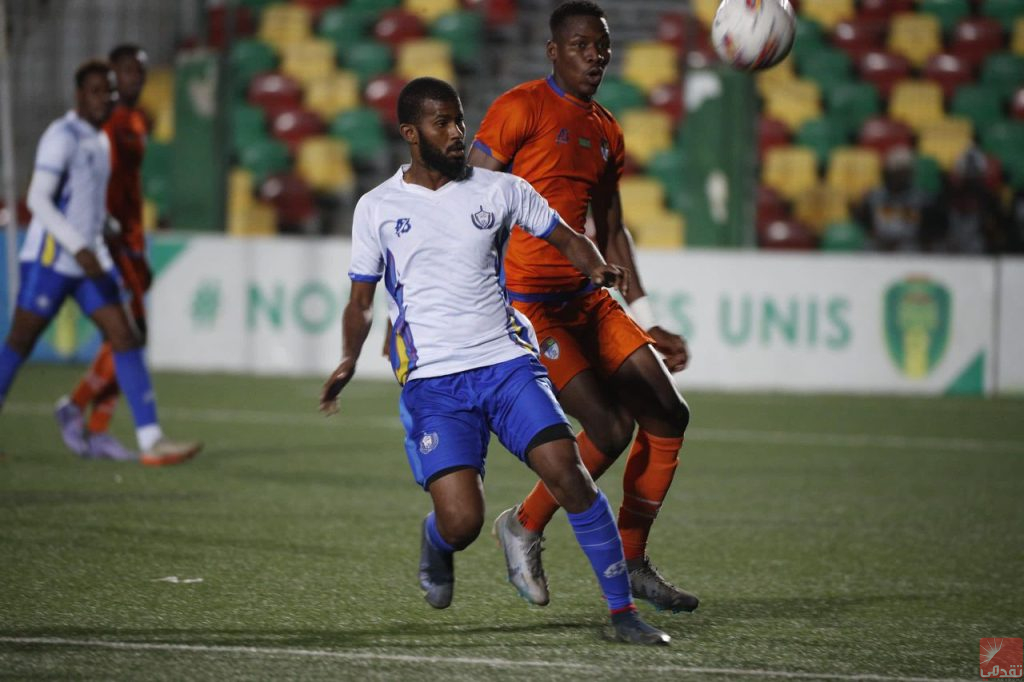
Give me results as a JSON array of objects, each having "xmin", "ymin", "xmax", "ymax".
[{"xmin": 884, "ymin": 277, "xmax": 951, "ymax": 379}]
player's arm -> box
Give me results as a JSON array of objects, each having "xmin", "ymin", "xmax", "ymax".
[
  {"xmin": 320, "ymin": 280, "xmax": 376, "ymax": 414},
  {"xmin": 26, "ymin": 160, "xmax": 102, "ymax": 278},
  {"xmin": 546, "ymin": 221, "xmax": 627, "ymax": 294},
  {"xmin": 468, "ymin": 146, "xmax": 505, "ymax": 172}
]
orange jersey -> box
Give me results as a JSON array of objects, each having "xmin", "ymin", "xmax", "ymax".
[
  {"xmin": 473, "ymin": 77, "xmax": 625, "ymax": 295},
  {"xmin": 104, "ymin": 105, "xmax": 148, "ymax": 253}
]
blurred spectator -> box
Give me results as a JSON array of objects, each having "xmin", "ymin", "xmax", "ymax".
[
  {"xmin": 854, "ymin": 147, "xmax": 937, "ymax": 252},
  {"xmin": 927, "ymin": 148, "xmax": 1006, "ymax": 254}
]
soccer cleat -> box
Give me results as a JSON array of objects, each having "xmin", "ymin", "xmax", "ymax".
[
  {"xmin": 86, "ymin": 432, "xmax": 138, "ymax": 461},
  {"xmin": 627, "ymin": 556, "xmax": 700, "ymax": 613},
  {"xmin": 608, "ymin": 608, "xmax": 671, "ymax": 646},
  {"xmin": 140, "ymin": 438, "xmax": 202, "ymax": 467},
  {"xmin": 492, "ymin": 505, "xmax": 549, "ymax": 606},
  {"xmin": 54, "ymin": 396, "xmax": 89, "ymax": 457},
  {"xmin": 418, "ymin": 516, "xmax": 454, "ymax": 609}
]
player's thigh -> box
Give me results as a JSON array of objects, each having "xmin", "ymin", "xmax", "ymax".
[
  {"xmin": 588, "ymin": 291, "xmax": 653, "ymax": 379},
  {"xmin": 512, "ymin": 300, "xmax": 592, "ymax": 391},
  {"xmin": 612, "ymin": 344, "xmax": 690, "ymax": 438},
  {"xmin": 485, "ymin": 356, "xmax": 575, "ymax": 463},
  {"xmin": 8, "ymin": 262, "xmax": 76, "ymax": 353},
  {"xmin": 557, "ymin": 368, "xmax": 635, "ymax": 458},
  {"xmin": 117, "ymin": 256, "xmax": 148, "ymax": 326}
]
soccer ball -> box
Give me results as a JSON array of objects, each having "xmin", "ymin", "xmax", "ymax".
[{"xmin": 711, "ymin": 0, "xmax": 796, "ymax": 71}]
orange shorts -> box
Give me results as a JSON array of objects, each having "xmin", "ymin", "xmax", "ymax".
[
  {"xmin": 512, "ymin": 288, "xmax": 653, "ymax": 391},
  {"xmin": 113, "ymin": 249, "xmax": 150, "ymax": 322}
]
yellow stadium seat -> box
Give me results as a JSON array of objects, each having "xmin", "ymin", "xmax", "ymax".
[
  {"xmin": 404, "ymin": 0, "xmax": 459, "ymax": 24},
  {"xmin": 396, "ymin": 39, "xmax": 456, "ymax": 83},
  {"xmin": 228, "ymin": 168, "xmax": 277, "ymax": 236},
  {"xmin": 793, "ymin": 183, "xmax": 850, "ymax": 234},
  {"xmin": 621, "ymin": 108, "xmax": 673, "ymax": 166},
  {"xmin": 762, "ymin": 146, "xmax": 819, "ymax": 201},
  {"xmin": 826, "ymin": 147, "xmax": 881, "ymax": 202},
  {"xmin": 228, "ymin": 167, "xmax": 254, "ymax": 217},
  {"xmin": 259, "ymin": 4, "xmax": 312, "ymax": 51},
  {"xmin": 1012, "ymin": 18, "xmax": 1024, "ymax": 56},
  {"xmin": 631, "ymin": 210, "xmax": 686, "ymax": 249},
  {"xmin": 801, "ymin": 0, "xmax": 855, "ymax": 30},
  {"xmin": 918, "ymin": 117, "xmax": 975, "ymax": 170},
  {"xmin": 281, "ymin": 38, "xmax": 336, "ymax": 86},
  {"xmin": 622, "ymin": 41, "xmax": 679, "ymax": 94},
  {"xmin": 763, "ymin": 79, "xmax": 822, "ymax": 132},
  {"xmin": 887, "ymin": 13, "xmax": 942, "ymax": 68},
  {"xmin": 694, "ymin": 0, "xmax": 720, "ymax": 28},
  {"xmin": 889, "ymin": 81, "xmax": 945, "ymax": 132},
  {"xmin": 296, "ymin": 137, "xmax": 355, "ymax": 193},
  {"xmin": 755, "ymin": 54, "xmax": 797, "ymax": 97},
  {"xmin": 139, "ymin": 67, "xmax": 174, "ymax": 142},
  {"xmin": 620, "ymin": 175, "xmax": 668, "ymax": 227},
  {"xmin": 304, "ymin": 70, "xmax": 361, "ymax": 119}
]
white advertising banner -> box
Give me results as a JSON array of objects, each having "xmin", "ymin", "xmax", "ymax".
[
  {"xmin": 148, "ymin": 237, "xmax": 998, "ymax": 395},
  {"xmin": 996, "ymin": 259, "xmax": 1024, "ymax": 395}
]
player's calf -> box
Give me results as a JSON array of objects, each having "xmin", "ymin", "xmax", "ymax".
[{"xmin": 419, "ymin": 513, "xmax": 454, "ymax": 609}]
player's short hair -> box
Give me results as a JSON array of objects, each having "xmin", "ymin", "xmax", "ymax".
[
  {"xmin": 74, "ymin": 59, "xmax": 112, "ymax": 89},
  {"xmin": 549, "ymin": 0, "xmax": 606, "ymax": 37},
  {"xmin": 397, "ymin": 77, "xmax": 460, "ymax": 125},
  {"xmin": 108, "ymin": 43, "xmax": 148, "ymax": 65}
]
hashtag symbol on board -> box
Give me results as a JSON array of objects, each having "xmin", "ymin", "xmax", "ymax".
[{"xmin": 192, "ymin": 280, "xmax": 221, "ymax": 328}]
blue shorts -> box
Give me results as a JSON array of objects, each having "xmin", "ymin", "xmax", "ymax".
[
  {"xmin": 399, "ymin": 355, "xmax": 572, "ymax": 489},
  {"xmin": 16, "ymin": 261, "xmax": 122, "ymax": 320}
]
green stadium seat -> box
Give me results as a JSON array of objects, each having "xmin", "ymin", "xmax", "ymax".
[
  {"xmin": 913, "ymin": 155, "xmax": 943, "ymax": 194},
  {"xmin": 982, "ymin": 0, "xmax": 1024, "ymax": 31},
  {"xmin": 981, "ymin": 54, "xmax": 1024, "ymax": 100},
  {"xmin": 319, "ymin": 6, "xmax": 377, "ymax": 48},
  {"xmin": 329, "ymin": 107, "xmax": 389, "ymax": 163},
  {"xmin": 594, "ymin": 75, "xmax": 646, "ymax": 117},
  {"xmin": 431, "ymin": 11, "xmax": 484, "ymax": 67},
  {"xmin": 821, "ymin": 220, "xmax": 866, "ymax": 251},
  {"xmin": 350, "ymin": 0, "xmax": 400, "ymax": 11},
  {"xmin": 340, "ymin": 40, "xmax": 394, "ymax": 85},
  {"xmin": 239, "ymin": 137, "xmax": 291, "ymax": 184},
  {"xmin": 237, "ymin": 0, "xmax": 278, "ymax": 11},
  {"xmin": 791, "ymin": 16, "xmax": 826, "ymax": 64},
  {"xmin": 232, "ymin": 104, "xmax": 269, "ymax": 156},
  {"xmin": 951, "ymin": 84, "xmax": 1006, "ymax": 130},
  {"xmin": 918, "ymin": 0, "xmax": 970, "ymax": 33},
  {"xmin": 229, "ymin": 39, "xmax": 277, "ymax": 95},
  {"xmin": 142, "ymin": 141, "xmax": 171, "ymax": 215},
  {"xmin": 798, "ymin": 47, "xmax": 852, "ymax": 98},
  {"xmin": 795, "ymin": 117, "xmax": 846, "ymax": 165},
  {"xmin": 646, "ymin": 147, "xmax": 686, "ymax": 199},
  {"xmin": 827, "ymin": 82, "xmax": 881, "ymax": 136},
  {"xmin": 980, "ymin": 121, "xmax": 1024, "ymax": 172}
]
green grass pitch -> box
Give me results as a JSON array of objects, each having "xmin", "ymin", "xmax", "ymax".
[{"xmin": 1, "ymin": 365, "xmax": 1022, "ymax": 680}]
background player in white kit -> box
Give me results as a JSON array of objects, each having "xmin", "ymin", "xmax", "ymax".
[
  {"xmin": 320, "ymin": 77, "xmax": 670, "ymax": 645},
  {"xmin": 0, "ymin": 60, "xmax": 200, "ymax": 466}
]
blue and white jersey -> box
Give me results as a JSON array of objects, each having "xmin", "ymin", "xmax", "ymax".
[
  {"xmin": 20, "ymin": 111, "xmax": 112, "ymax": 276},
  {"xmin": 349, "ymin": 165, "xmax": 561, "ymax": 384}
]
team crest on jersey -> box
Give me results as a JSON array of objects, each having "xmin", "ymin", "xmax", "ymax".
[
  {"xmin": 600, "ymin": 138, "xmax": 610, "ymax": 161},
  {"xmin": 578, "ymin": 136, "xmax": 592, "ymax": 149},
  {"xmin": 541, "ymin": 337, "xmax": 560, "ymax": 360},
  {"xmin": 419, "ymin": 432, "xmax": 440, "ymax": 454},
  {"xmin": 394, "ymin": 218, "xmax": 412, "ymax": 236},
  {"xmin": 555, "ymin": 128, "xmax": 570, "ymax": 145},
  {"xmin": 471, "ymin": 205, "xmax": 495, "ymax": 230}
]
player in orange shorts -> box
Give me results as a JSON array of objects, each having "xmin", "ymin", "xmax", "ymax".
[
  {"xmin": 55, "ymin": 44, "xmax": 153, "ymax": 461},
  {"xmin": 468, "ymin": 1, "xmax": 698, "ymax": 612}
]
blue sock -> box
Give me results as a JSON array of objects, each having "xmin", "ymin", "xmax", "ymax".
[
  {"xmin": 567, "ymin": 490, "xmax": 634, "ymax": 612},
  {"xmin": 112, "ymin": 348, "xmax": 159, "ymax": 428},
  {"xmin": 0, "ymin": 343, "xmax": 26, "ymax": 407},
  {"xmin": 425, "ymin": 511, "xmax": 456, "ymax": 554}
]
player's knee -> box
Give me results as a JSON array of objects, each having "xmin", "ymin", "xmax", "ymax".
[
  {"xmin": 671, "ymin": 400, "xmax": 691, "ymax": 434},
  {"xmin": 442, "ymin": 514, "xmax": 483, "ymax": 551},
  {"xmin": 588, "ymin": 413, "xmax": 634, "ymax": 459}
]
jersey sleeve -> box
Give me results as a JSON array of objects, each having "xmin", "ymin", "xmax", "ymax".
[
  {"xmin": 508, "ymin": 176, "xmax": 560, "ymax": 240},
  {"xmin": 347, "ymin": 195, "xmax": 384, "ymax": 282},
  {"xmin": 472, "ymin": 89, "xmax": 537, "ymax": 166},
  {"xmin": 34, "ymin": 123, "xmax": 75, "ymax": 177}
]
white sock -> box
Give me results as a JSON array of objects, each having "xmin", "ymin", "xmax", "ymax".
[{"xmin": 136, "ymin": 424, "xmax": 164, "ymax": 451}]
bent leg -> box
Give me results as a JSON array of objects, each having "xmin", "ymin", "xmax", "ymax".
[{"xmin": 0, "ymin": 308, "xmax": 51, "ymax": 407}]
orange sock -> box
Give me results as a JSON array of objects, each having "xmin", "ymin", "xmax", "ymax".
[
  {"xmin": 87, "ymin": 389, "xmax": 120, "ymax": 433},
  {"xmin": 617, "ymin": 431, "xmax": 682, "ymax": 561},
  {"xmin": 70, "ymin": 343, "xmax": 116, "ymax": 409},
  {"xmin": 517, "ymin": 431, "xmax": 611, "ymax": 534}
]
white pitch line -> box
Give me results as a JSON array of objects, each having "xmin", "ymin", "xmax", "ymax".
[
  {"xmin": 0, "ymin": 636, "xmax": 970, "ymax": 682},
  {"xmin": 5, "ymin": 402, "xmax": 1023, "ymax": 454}
]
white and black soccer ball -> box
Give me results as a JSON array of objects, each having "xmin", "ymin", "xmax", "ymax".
[{"xmin": 711, "ymin": 0, "xmax": 796, "ymax": 71}]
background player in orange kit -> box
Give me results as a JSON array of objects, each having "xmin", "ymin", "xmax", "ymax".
[
  {"xmin": 468, "ymin": 1, "xmax": 698, "ymax": 612},
  {"xmin": 55, "ymin": 44, "xmax": 153, "ymax": 461}
]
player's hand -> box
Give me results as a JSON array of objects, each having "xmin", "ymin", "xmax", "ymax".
[
  {"xmin": 320, "ymin": 358, "xmax": 356, "ymax": 415},
  {"xmin": 74, "ymin": 249, "xmax": 104, "ymax": 278},
  {"xmin": 590, "ymin": 264, "xmax": 629, "ymax": 297},
  {"xmin": 649, "ymin": 326, "xmax": 690, "ymax": 372}
]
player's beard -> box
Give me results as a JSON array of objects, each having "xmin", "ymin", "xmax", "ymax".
[{"xmin": 419, "ymin": 135, "xmax": 466, "ymax": 180}]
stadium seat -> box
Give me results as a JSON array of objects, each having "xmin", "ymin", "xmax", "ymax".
[
  {"xmin": 396, "ymin": 38, "xmax": 456, "ymax": 83},
  {"xmin": 619, "ymin": 175, "xmax": 667, "ymax": 227},
  {"xmin": 857, "ymin": 51, "xmax": 912, "ymax": 98},
  {"xmin": 656, "ymin": 12, "xmax": 711, "ymax": 57},
  {"xmin": 238, "ymin": 0, "xmax": 279, "ymax": 11},
  {"xmin": 798, "ymin": 47, "xmax": 852, "ymax": 98},
  {"xmin": 1013, "ymin": 18, "xmax": 1024, "ymax": 56},
  {"xmin": 350, "ymin": 0, "xmax": 399, "ymax": 11},
  {"xmin": 206, "ymin": 5, "xmax": 256, "ymax": 49},
  {"xmin": 763, "ymin": 79, "xmax": 822, "ymax": 132},
  {"xmin": 330, "ymin": 107, "xmax": 389, "ymax": 163},
  {"xmin": 755, "ymin": 55, "xmax": 797, "ymax": 98},
  {"xmin": 858, "ymin": 0, "xmax": 914, "ymax": 21},
  {"xmin": 340, "ymin": 41, "xmax": 393, "ymax": 85},
  {"xmin": 889, "ymin": 81, "xmax": 945, "ymax": 132},
  {"xmin": 646, "ymin": 148, "xmax": 686, "ymax": 197},
  {"xmin": 980, "ymin": 120, "xmax": 1024, "ymax": 166},
  {"xmin": 230, "ymin": 39, "xmax": 278, "ymax": 95},
  {"xmin": 232, "ymin": 103, "xmax": 269, "ymax": 156},
  {"xmin": 795, "ymin": 117, "xmax": 844, "ymax": 165},
  {"xmin": 762, "ymin": 146, "xmax": 819, "ymax": 201},
  {"xmin": 951, "ymin": 85, "xmax": 1005, "ymax": 131},
  {"xmin": 792, "ymin": 17, "xmax": 826, "ymax": 64},
  {"xmin": 228, "ymin": 167, "xmax": 278, "ymax": 237},
  {"xmin": 259, "ymin": 4, "xmax": 312, "ymax": 51},
  {"xmin": 431, "ymin": 10, "xmax": 484, "ymax": 67},
  {"xmin": 756, "ymin": 185, "xmax": 790, "ymax": 228},
  {"xmin": 692, "ymin": 0, "xmax": 719, "ymax": 28},
  {"xmin": 800, "ymin": 0, "xmax": 855, "ymax": 30},
  {"xmin": 648, "ymin": 83, "xmax": 684, "ymax": 126},
  {"xmin": 827, "ymin": 82, "xmax": 880, "ymax": 135},
  {"xmin": 831, "ymin": 18, "xmax": 886, "ymax": 61},
  {"xmin": 918, "ymin": 0, "xmax": 970, "ymax": 34},
  {"xmin": 229, "ymin": 166, "xmax": 254, "ymax": 220},
  {"xmin": 923, "ymin": 53, "xmax": 974, "ymax": 101},
  {"xmin": 820, "ymin": 220, "xmax": 866, "ymax": 251},
  {"xmin": 1014, "ymin": 88, "xmax": 1024, "ymax": 120},
  {"xmin": 364, "ymin": 74, "xmax": 408, "ymax": 126},
  {"xmin": 857, "ymin": 116, "xmax": 913, "ymax": 156},
  {"xmin": 258, "ymin": 172, "xmax": 317, "ymax": 229},
  {"xmin": 595, "ymin": 75, "xmax": 646, "ymax": 117},
  {"xmin": 913, "ymin": 155, "xmax": 942, "ymax": 194},
  {"xmin": 630, "ymin": 210, "xmax": 686, "ymax": 249},
  {"xmin": 887, "ymin": 13, "xmax": 942, "ymax": 68},
  {"xmin": 758, "ymin": 117, "xmax": 791, "ymax": 160},
  {"xmin": 373, "ymin": 9, "xmax": 427, "ymax": 48},
  {"xmin": 621, "ymin": 108, "xmax": 673, "ymax": 166},
  {"xmin": 271, "ymin": 108, "xmax": 327, "ymax": 153},
  {"xmin": 293, "ymin": 0, "xmax": 340, "ymax": 22},
  {"xmin": 234, "ymin": 142, "xmax": 285, "ymax": 198},
  {"xmin": 981, "ymin": 54, "xmax": 1024, "ymax": 99},
  {"xmin": 793, "ymin": 183, "xmax": 850, "ymax": 234},
  {"xmin": 982, "ymin": 0, "xmax": 1023, "ymax": 31},
  {"xmin": 280, "ymin": 38, "xmax": 336, "ymax": 85},
  {"xmin": 319, "ymin": 6, "xmax": 376, "ymax": 48},
  {"xmin": 404, "ymin": 0, "xmax": 459, "ymax": 25},
  {"xmin": 622, "ymin": 41, "xmax": 679, "ymax": 94},
  {"xmin": 296, "ymin": 137, "xmax": 356, "ymax": 193},
  {"xmin": 825, "ymin": 147, "xmax": 882, "ymax": 202},
  {"xmin": 757, "ymin": 218, "xmax": 818, "ymax": 250},
  {"xmin": 247, "ymin": 72, "xmax": 304, "ymax": 118},
  {"xmin": 141, "ymin": 141, "xmax": 171, "ymax": 216},
  {"xmin": 464, "ymin": 0, "xmax": 516, "ymax": 28},
  {"xmin": 304, "ymin": 70, "xmax": 361, "ymax": 119},
  {"xmin": 917, "ymin": 117, "xmax": 974, "ymax": 170},
  {"xmin": 950, "ymin": 18, "xmax": 1006, "ymax": 69}
]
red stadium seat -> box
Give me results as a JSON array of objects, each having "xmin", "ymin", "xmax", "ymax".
[
  {"xmin": 206, "ymin": 5, "xmax": 256, "ymax": 48},
  {"xmin": 656, "ymin": 12, "xmax": 712, "ymax": 57},
  {"xmin": 648, "ymin": 82, "xmax": 684, "ymax": 126},
  {"xmin": 858, "ymin": 0, "xmax": 914, "ymax": 21},
  {"xmin": 757, "ymin": 218, "xmax": 818, "ymax": 250},
  {"xmin": 758, "ymin": 117, "xmax": 791, "ymax": 160},
  {"xmin": 258, "ymin": 172, "xmax": 317, "ymax": 229},
  {"xmin": 831, "ymin": 19, "xmax": 886, "ymax": 62},
  {"xmin": 857, "ymin": 116, "xmax": 914, "ymax": 156},
  {"xmin": 373, "ymin": 9, "xmax": 427, "ymax": 48},
  {"xmin": 364, "ymin": 74, "xmax": 409, "ymax": 126},
  {"xmin": 1013, "ymin": 88, "xmax": 1024, "ymax": 121},
  {"xmin": 271, "ymin": 108, "xmax": 327, "ymax": 153},
  {"xmin": 950, "ymin": 18, "xmax": 1006, "ymax": 69},
  {"xmin": 857, "ymin": 51, "xmax": 912, "ymax": 98},
  {"xmin": 755, "ymin": 185, "xmax": 790, "ymax": 229},
  {"xmin": 293, "ymin": 0, "xmax": 341, "ymax": 22},
  {"xmin": 464, "ymin": 0, "xmax": 518, "ymax": 28},
  {"xmin": 923, "ymin": 54, "xmax": 975, "ymax": 101},
  {"xmin": 247, "ymin": 72, "xmax": 304, "ymax": 119}
]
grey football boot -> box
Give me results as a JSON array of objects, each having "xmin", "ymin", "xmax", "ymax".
[
  {"xmin": 608, "ymin": 609, "xmax": 671, "ymax": 645},
  {"xmin": 418, "ymin": 516, "xmax": 454, "ymax": 609},
  {"xmin": 628, "ymin": 556, "xmax": 700, "ymax": 613},
  {"xmin": 492, "ymin": 505, "xmax": 549, "ymax": 606}
]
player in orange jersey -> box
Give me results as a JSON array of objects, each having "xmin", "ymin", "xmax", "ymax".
[
  {"xmin": 55, "ymin": 44, "xmax": 154, "ymax": 461},
  {"xmin": 468, "ymin": 1, "xmax": 698, "ymax": 613}
]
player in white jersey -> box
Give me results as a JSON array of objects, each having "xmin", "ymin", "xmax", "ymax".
[
  {"xmin": 319, "ymin": 78, "xmax": 670, "ymax": 645},
  {"xmin": 0, "ymin": 60, "xmax": 200, "ymax": 466}
]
